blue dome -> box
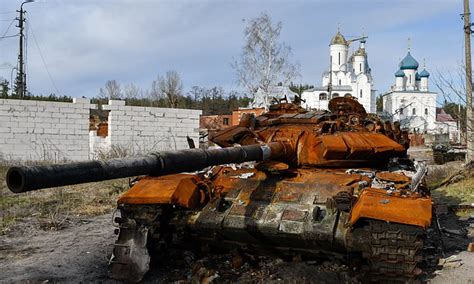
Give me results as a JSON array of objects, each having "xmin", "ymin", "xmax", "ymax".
[
  {"xmin": 419, "ymin": 69, "xmax": 430, "ymax": 77},
  {"xmin": 415, "ymin": 72, "xmax": 421, "ymax": 81},
  {"xmin": 400, "ymin": 52, "xmax": 419, "ymax": 70},
  {"xmin": 395, "ymin": 69, "xmax": 405, "ymax": 77}
]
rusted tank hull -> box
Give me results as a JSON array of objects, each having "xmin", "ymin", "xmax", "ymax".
[
  {"xmin": 110, "ymin": 164, "xmax": 431, "ymax": 282},
  {"xmin": 186, "ymin": 182, "xmax": 350, "ymax": 256}
]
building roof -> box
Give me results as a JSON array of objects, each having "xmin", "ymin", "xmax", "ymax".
[
  {"xmin": 399, "ymin": 51, "xmax": 419, "ymax": 70},
  {"xmin": 419, "ymin": 68, "xmax": 430, "ymax": 77},
  {"xmin": 395, "ymin": 69, "xmax": 405, "ymax": 77},
  {"xmin": 436, "ymin": 108, "xmax": 456, "ymax": 122},
  {"xmin": 415, "ymin": 72, "xmax": 421, "ymax": 81},
  {"xmin": 354, "ymin": 48, "xmax": 366, "ymax": 57},
  {"xmin": 330, "ymin": 31, "xmax": 348, "ymax": 45}
]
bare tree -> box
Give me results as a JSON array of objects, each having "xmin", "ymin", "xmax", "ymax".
[
  {"xmin": 99, "ymin": 80, "xmax": 122, "ymax": 99},
  {"xmin": 149, "ymin": 79, "xmax": 161, "ymax": 103},
  {"xmin": 432, "ymin": 64, "xmax": 470, "ymax": 143},
  {"xmin": 154, "ymin": 71, "xmax": 183, "ymax": 108},
  {"xmin": 232, "ymin": 13, "xmax": 300, "ymax": 108},
  {"xmin": 432, "ymin": 65, "xmax": 467, "ymax": 105},
  {"xmin": 123, "ymin": 83, "xmax": 142, "ymax": 99}
]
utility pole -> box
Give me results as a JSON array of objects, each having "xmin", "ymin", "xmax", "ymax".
[
  {"xmin": 464, "ymin": 0, "xmax": 474, "ymax": 163},
  {"xmin": 14, "ymin": 4, "xmax": 26, "ymax": 98}
]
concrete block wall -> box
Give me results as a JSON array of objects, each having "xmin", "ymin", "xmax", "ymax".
[
  {"xmin": 0, "ymin": 98, "xmax": 95, "ymax": 161},
  {"xmin": 89, "ymin": 130, "xmax": 111, "ymax": 159},
  {"xmin": 102, "ymin": 100, "xmax": 202, "ymax": 155}
]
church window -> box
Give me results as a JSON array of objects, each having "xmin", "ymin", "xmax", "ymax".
[
  {"xmin": 359, "ymin": 63, "xmax": 362, "ymax": 72},
  {"xmin": 400, "ymin": 108, "xmax": 404, "ymax": 115},
  {"xmin": 412, "ymin": 108, "xmax": 416, "ymax": 115},
  {"xmin": 332, "ymin": 93, "xmax": 339, "ymax": 98},
  {"xmin": 425, "ymin": 108, "xmax": 428, "ymax": 115},
  {"xmin": 319, "ymin": 93, "xmax": 328, "ymax": 100},
  {"xmin": 360, "ymin": 90, "xmax": 363, "ymax": 98},
  {"xmin": 338, "ymin": 79, "xmax": 341, "ymax": 85},
  {"xmin": 409, "ymin": 75, "xmax": 412, "ymax": 84},
  {"xmin": 338, "ymin": 53, "xmax": 341, "ymax": 65}
]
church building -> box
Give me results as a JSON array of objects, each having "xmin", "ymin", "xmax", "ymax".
[
  {"xmin": 301, "ymin": 31, "xmax": 376, "ymax": 112},
  {"xmin": 382, "ymin": 49, "xmax": 437, "ymax": 133},
  {"xmin": 382, "ymin": 49, "xmax": 458, "ymax": 140}
]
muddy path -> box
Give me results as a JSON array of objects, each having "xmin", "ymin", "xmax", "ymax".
[
  {"xmin": 0, "ymin": 215, "xmax": 114, "ymax": 282},
  {"xmin": 0, "ymin": 212, "xmax": 355, "ymax": 283}
]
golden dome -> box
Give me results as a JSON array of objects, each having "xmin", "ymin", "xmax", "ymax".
[
  {"xmin": 330, "ymin": 31, "xmax": 348, "ymax": 45},
  {"xmin": 354, "ymin": 48, "xmax": 366, "ymax": 57}
]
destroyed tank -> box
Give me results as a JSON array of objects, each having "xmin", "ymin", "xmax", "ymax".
[
  {"xmin": 6, "ymin": 96, "xmax": 432, "ymax": 282},
  {"xmin": 432, "ymin": 143, "xmax": 467, "ymax": 165}
]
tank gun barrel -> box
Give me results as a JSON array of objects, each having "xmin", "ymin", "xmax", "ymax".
[{"xmin": 7, "ymin": 142, "xmax": 287, "ymax": 193}]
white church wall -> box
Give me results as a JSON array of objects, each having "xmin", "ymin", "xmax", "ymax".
[
  {"xmin": 304, "ymin": 32, "xmax": 375, "ymax": 112},
  {"xmin": 383, "ymin": 92, "xmax": 437, "ymax": 132},
  {"xmin": 330, "ymin": 44, "xmax": 348, "ymax": 72}
]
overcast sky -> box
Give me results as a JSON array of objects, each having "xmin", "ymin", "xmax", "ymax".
[{"xmin": 0, "ymin": 0, "xmax": 464, "ymax": 100}]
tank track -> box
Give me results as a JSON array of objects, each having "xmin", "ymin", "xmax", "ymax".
[{"xmin": 358, "ymin": 220, "xmax": 424, "ymax": 283}]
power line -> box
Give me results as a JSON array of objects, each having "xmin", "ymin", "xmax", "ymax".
[
  {"xmin": 0, "ymin": 18, "xmax": 15, "ymax": 43},
  {"xmin": 0, "ymin": 34, "xmax": 18, "ymax": 39},
  {"xmin": 27, "ymin": 19, "xmax": 61, "ymax": 96}
]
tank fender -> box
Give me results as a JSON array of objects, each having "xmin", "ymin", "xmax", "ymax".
[
  {"xmin": 117, "ymin": 174, "xmax": 203, "ymax": 208},
  {"xmin": 349, "ymin": 188, "xmax": 432, "ymax": 229}
]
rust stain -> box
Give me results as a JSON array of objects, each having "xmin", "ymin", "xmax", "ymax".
[
  {"xmin": 350, "ymin": 188, "xmax": 432, "ymax": 228},
  {"xmin": 118, "ymin": 174, "xmax": 202, "ymax": 208}
]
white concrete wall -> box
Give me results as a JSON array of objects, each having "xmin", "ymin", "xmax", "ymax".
[
  {"xmin": 102, "ymin": 100, "xmax": 201, "ymax": 156},
  {"xmin": 0, "ymin": 98, "xmax": 93, "ymax": 161},
  {"xmin": 89, "ymin": 130, "xmax": 111, "ymax": 159},
  {"xmin": 0, "ymin": 98, "xmax": 202, "ymax": 161}
]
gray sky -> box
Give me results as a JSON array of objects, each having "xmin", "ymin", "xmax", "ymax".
[{"xmin": 0, "ymin": 0, "xmax": 464, "ymax": 100}]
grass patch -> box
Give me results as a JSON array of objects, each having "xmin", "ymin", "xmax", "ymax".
[
  {"xmin": 425, "ymin": 161, "xmax": 464, "ymax": 189},
  {"xmin": 0, "ymin": 164, "xmax": 129, "ymax": 234},
  {"xmin": 426, "ymin": 161, "xmax": 474, "ymax": 206},
  {"xmin": 431, "ymin": 176, "xmax": 474, "ymax": 205}
]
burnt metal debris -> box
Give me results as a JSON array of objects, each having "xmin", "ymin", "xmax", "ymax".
[{"xmin": 6, "ymin": 96, "xmax": 432, "ymax": 282}]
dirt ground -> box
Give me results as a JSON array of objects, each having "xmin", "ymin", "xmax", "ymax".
[{"xmin": 1, "ymin": 148, "xmax": 474, "ymax": 283}]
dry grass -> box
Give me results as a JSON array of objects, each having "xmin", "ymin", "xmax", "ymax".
[
  {"xmin": 431, "ymin": 176, "xmax": 474, "ymax": 205},
  {"xmin": 425, "ymin": 161, "xmax": 465, "ymax": 189},
  {"xmin": 427, "ymin": 161, "xmax": 474, "ymax": 207},
  {"xmin": 0, "ymin": 164, "xmax": 129, "ymax": 234}
]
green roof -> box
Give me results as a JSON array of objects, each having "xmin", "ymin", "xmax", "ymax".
[
  {"xmin": 419, "ymin": 69, "xmax": 430, "ymax": 77},
  {"xmin": 400, "ymin": 52, "xmax": 419, "ymax": 70},
  {"xmin": 395, "ymin": 69, "xmax": 405, "ymax": 77}
]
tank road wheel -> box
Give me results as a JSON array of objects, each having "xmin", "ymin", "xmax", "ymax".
[
  {"xmin": 354, "ymin": 220, "xmax": 424, "ymax": 282},
  {"xmin": 109, "ymin": 218, "xmax": 151, "ymax": 282}
]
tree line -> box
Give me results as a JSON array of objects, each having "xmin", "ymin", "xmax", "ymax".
[
  {"xmin": 0, "ymin": 74, "xmax": 253, "ymax": 116},
  {"xmin": 93, "ymin": 75, "xmax": 253, "ymax": 115}
]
